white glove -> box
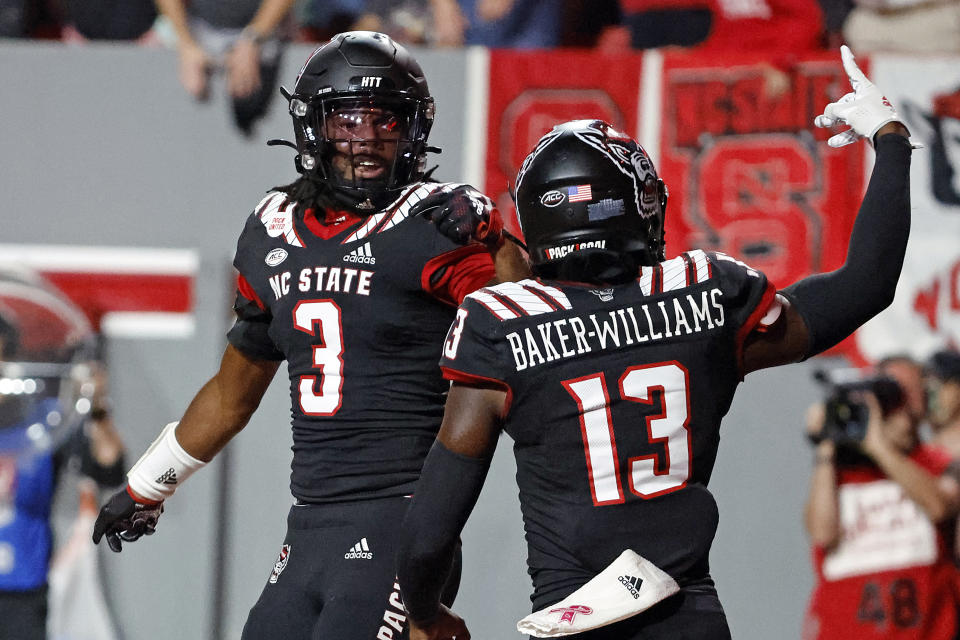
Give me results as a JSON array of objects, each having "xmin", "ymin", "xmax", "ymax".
[{"xmin": 814, "ymin": 46, "xmax": 906, "ymax": 148}]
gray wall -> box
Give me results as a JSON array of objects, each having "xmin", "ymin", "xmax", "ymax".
[{"xmin": 0, "ymin": 42, "xmax": 822, "ymax": 639}]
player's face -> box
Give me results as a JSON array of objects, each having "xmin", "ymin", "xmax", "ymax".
[{"xmin": 325, "ymin": 107, "xmax": 403, "ymax": 182}]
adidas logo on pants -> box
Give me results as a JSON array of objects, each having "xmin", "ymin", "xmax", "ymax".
[{"xmin": 344, "ymin": 537, "xmax": 373, "ymax": 560}]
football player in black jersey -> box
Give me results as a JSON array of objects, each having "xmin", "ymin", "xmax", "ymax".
[
  {"xmin": 91, "ymin": 31, "xmax": 526, "ymax": 639},
  {"xmin": 397, "ymin": 47, "xmax": 916, "ymax": 640}
]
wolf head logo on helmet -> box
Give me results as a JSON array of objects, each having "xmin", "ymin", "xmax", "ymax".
[
  {"xmin": 514, "ymin": 120, "xmax": 668, "ymax": 284},
  {"xmin": 280, "ymin": 32, "xmax": 436, "ymax": 212}
]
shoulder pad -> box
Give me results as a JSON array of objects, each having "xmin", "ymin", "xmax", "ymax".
[
  {"xmin": 637, "ymin": 250, "xmax": 714, "ymax": 296},
  {"xmin": 707, "ymin": 251, "xmax": 762, "ymax": 279},
  {"xmin": 341, "ymin": 182, "xmax": 464, "ymax": 244},
  {"xmin": 464, "ymin": 279, "xmax": 572, "ymax": 322}
]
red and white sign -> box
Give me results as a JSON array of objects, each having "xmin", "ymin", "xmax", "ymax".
[
  {"xmin": 854, "ymin": 58, "xmax": 960, "ymax": 361},
  {"xmin": 0, "ymin": 244, "xmax": 198, "ymax": 339}
]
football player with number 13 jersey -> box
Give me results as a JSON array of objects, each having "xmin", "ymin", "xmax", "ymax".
[{"xmin": 397, "ymin": 47, "xmax": 917, "ymax": 640}]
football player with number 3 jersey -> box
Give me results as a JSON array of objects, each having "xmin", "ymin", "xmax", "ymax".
[
  {"xmin": 92, "ymin": 31, "xmax": 524, "ymax": 639},
  {"xmin": 397, "ymin": 46, "xmax": 918, "ymax": 640}
]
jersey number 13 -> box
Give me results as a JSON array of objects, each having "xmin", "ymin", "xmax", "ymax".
[{"xmin": 562, "ymin": 362, "xmax": 691, "ymax": 505}]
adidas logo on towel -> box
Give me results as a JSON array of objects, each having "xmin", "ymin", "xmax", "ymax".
[
  {"xmin": 618, "ymin": 575, "xmax": 643, "ymax": 599},
  {"xmin": 343, "ymin": 242, "xmax": 376, "ymax": 265},
  {"xmin": 156, "ymin": 468, "xmax": 178, "ymax": 485},
  {"xmin": 344, "ymin": 537, "xmax": 373, "ymax": 560}
]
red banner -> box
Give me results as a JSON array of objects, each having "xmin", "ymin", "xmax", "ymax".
[
  {"xmin": 484, "ymin": 49, "xmax": 645, "ymax": 237},
  {"xmin": 659, "ymin": 50, "xmax": 865, "ymax": 290}
]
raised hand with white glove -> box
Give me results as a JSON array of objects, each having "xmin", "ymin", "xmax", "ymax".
[{"xmin": 814, "ymin": 45, "xmax": 916, "ymax": 148}]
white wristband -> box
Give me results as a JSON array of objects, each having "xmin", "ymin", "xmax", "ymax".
[{"xmin": 127, "ymin": 422, "xmax": 206, "ymax": 503}]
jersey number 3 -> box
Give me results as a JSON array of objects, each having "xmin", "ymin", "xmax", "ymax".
[
  {"xmin": 294, "ymin": 300, "xmax": 344, "ymax": 416},
  {"xmin": 563, "ymin": 362, "xmax": 691, "ymax": 505}
]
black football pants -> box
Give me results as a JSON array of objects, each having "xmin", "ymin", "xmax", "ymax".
[{"xmin": 241, "ymin": 496, "xmax": 460, "ymax": 640}]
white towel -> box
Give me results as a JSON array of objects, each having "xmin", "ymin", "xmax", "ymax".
[{"xmin": 516, "ymin": 550, "xmax": 680, "ymax": 638}]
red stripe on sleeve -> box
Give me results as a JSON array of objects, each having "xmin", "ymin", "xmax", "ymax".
[
  {"xmin": 421, "ymin": 245, "xmax": 495, "ymax": 307},
  {"xmin": 522, "ymin": 284, "xmax": 563, "ymax": 311},
  {"xmin": 237, "ymin": 274, "xmax": 267, "ymax": 311},
  {"xmin": 682, "ymin": 253, "xmax": 695, "ymax": 286},
  {"xmin": 735, "ymin": 281, "xmax": 777, "ymax": 376},
  {"xmin": 441, "ymin": 366, "xmax": 513, "ymax": 418}
]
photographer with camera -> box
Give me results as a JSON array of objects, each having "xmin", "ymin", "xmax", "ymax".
[{"xmin": 803, "ymin": 357, "xmax": 960, "ymax": 639}]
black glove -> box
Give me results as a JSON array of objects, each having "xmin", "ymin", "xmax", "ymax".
[
  {"xmin": 411, "ymin": 185, "xmax": 504, "ymax": 248},
  {"xmin": 92, "ymin": 487, "xmax": 164, "ymax": 553}
]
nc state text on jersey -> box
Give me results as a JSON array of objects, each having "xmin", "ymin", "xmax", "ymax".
[
  {"xmin": 268, "ymin": 266, "xmax": 374, "ymax": 300},
  {"xmin": 506, "ymin": 288, "xmax": 725, "ymax": 371}
]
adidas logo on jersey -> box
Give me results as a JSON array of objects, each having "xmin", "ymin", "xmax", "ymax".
[
  {"xmin": 156, "ymin": 468, "xmax": 178, "ymax": 485},
  {"xmin": 618, "ymin": 575, "xmax": 643, "ymax": 599},
  {"xmin": 343, "ymin": 242, "xmax": 376, "ymax": 265},
  {"xmin": 344, "ymin": 537, "xmax": 373, "ymax": 560}
]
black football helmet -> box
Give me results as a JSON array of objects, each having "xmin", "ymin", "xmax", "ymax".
[
  {"xmin": 514, "ymin": 120, "xmax": 668, "ymax": 281},
  {"xmin": 282, "ymin": 31, "xmax": 436, "ymax": 211}
]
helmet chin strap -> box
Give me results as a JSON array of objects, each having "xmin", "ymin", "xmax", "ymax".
[{"xmin": 328, "ymin": 167, "xmax": 392, "ymax": 212}]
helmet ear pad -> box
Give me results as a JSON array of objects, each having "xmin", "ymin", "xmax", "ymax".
[{"xmin": 646, "ymin": 177, "xmax": 668, "ymax": 262}]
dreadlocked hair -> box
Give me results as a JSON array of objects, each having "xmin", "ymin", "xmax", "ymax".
[
  {"xmin": 270, "ymin": 175, "xmax": 340, "ymax": 217},
  {"xmin": 271, "ymin": 164, "xmax": 440, "ymax": 217}
]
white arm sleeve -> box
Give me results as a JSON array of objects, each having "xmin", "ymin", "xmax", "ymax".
[{"xmin": 127, "ymin": 422, "xmax": 206, "ymax": 502}]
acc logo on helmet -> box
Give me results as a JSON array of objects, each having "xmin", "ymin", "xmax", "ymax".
[{"xmin": 540, "ymin": 190, "xmax": 565, "ymax": 207}]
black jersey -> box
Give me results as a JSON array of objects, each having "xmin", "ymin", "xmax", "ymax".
[
  {"xmin": 228, "ymin": 181, "xmax": 494, "ymax": 503},
  {"xmin": 439, "ymin": 250, "xmax": 777, "ymax": 606}
]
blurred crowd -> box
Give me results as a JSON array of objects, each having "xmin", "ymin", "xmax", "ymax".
[
  {"xmin": 1, "ymin": 0, "xmax": 958, "ymax": 54},
  {"xmin": 4, "ymin": 0, "xmax": 956, "ymax": 137}
]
